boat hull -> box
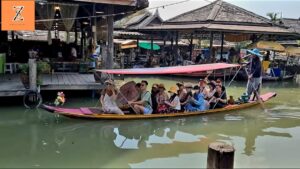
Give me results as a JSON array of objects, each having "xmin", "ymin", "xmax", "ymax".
[{"xmin": 41, "ymin": 92, "xmax": 276, "ymax": 120}]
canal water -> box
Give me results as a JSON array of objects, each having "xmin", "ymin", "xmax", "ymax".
[{"xmin": 0, "ymin": 76, "xmax": 300, "ymax": 168}]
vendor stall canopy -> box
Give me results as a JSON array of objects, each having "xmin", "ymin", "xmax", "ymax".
[
  {"xmin": 248, "ymin": 41, "xmax": 286, "ymax": 52},
  {"xmin": 286, "ymin": 46, "xmax": 300, "ymax": 56}
]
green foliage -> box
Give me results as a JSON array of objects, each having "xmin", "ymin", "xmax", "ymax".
[
  {"xmin": 19, "ymin": 62, "xmax": 50, "ymax": 75},
  {"xmin": 19, "ymin": 62, "xmax": 50, "ymax": 86},
  {"xmin": 19, "ymin": 64, "xmax": 29, "ymax": 75},
  {"xmin": 37, "ymin": 61, "xmax": 51, "ymax": 74},
  {"xmin": 266, "ymin": 12, "xmax": 280, "ymax": 23}
]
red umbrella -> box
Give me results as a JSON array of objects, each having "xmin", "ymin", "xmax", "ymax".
[{"xmin": 116, "ymin": 81, "xmax": 139, "ymax": 106}]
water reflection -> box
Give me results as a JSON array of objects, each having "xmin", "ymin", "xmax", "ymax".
[
  {"xmin": 1, "ymin": 80, "xmax": 300, "ymax": 168},
  {"xmin": 2, "ymin": 106, "xmax": 299, "ymax": 167}
]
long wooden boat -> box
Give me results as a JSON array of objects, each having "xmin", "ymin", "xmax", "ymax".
[
  {"xmin": 262, "ymin": 75, "xmax": 294, "ymax": 81},
  {"xmin": 41, "ymin": 92, "xmax": 276, "ymax": 120}
]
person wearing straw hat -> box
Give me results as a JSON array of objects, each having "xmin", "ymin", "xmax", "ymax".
[
  {"xmin": 164, "ymin": 86, "xmax": 181, "ymax": 113},
  {"xmin": 246, "ymin": 48, "xmax": 263, "ymax": 98},
  {"xmin": 100, "ymin": 79, "xmax": 124, "ymax": 115}
]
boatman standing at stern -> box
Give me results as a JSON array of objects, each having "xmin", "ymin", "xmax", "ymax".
[{"xmin": 246, "ymin": 48, "xmax": 263, "ymax": 99}]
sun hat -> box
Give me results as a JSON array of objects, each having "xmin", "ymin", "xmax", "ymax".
[
  {"xmin": 184, "ymin": 82, "xmax": 193, "ymax": 88},
  {"xmin": 168, "ymin": 86, "xmax": 178, "ymax": 94},
  {"xmin": 158, "ymin": 84, "xmax": 166, "ymax": 90},
  {"xmin": 247, "ymin": 48, "xmax": 263, "ymax": 58}
]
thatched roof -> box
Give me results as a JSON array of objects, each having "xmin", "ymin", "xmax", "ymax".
[
  {"xmin": 282, "ymin": 18, "xmax": 300, "ymax": 34},
  {"xmin": 139, "ymin": 0, "xmax": 297, "ymax": 37},
  {"xmin": 114, "ymin": 9, "xmax": 163, "ymax": 30},
  {"xmin": 167, "ymin": 0, "xmax": 271, "ymax": 26}
]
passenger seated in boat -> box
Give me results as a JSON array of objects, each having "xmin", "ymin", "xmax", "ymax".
[
  {"xmin": 156, "ymin": 84, "xmax": 169, "ymax": 114},
  {"xmin": 185, "ymin": 85, "xmax": 209, "ymax": 112},
  {"xmin": 199, "ymin": 79, "xmax": 209, "ymax": 97},
  {"xmin": 164, "ymin": 86, "xmax": 181, "ymax": 113},
  {"xmin": 180, "ymin": 83, "xmax": 193, "ymax": 111},
  {"xmin": 216, "ymin": 78, "xmax": 227, "ymax": 97},
  {"xmin": 206, "ymin": 82, "xmax": 216, "ymax": 100},
  {"xmin": 209, "ymin": 84, "xmax": 228, "ymax": 109},
  {"xmin": 151, "ymin": 84, "xmax": 159, "ymax": 114},
  {"xmin": 100, "ymin": 80, "xmax": 124, "ymax": 115},
  {"xmin": 129, "ymin": 80, "xmax": 153, "ymax": 115},
  {"xmin": 177, "ymin": 82, "xmax": 187, "ymax": 101}
]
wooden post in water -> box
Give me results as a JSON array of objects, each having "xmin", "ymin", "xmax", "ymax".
[
  {"xmin": 207, "ymin": 142, "xmax": 235, "ymax": 169},
  {"xmin": 296, "ymin": 74, "xmax": 300, "ymax": 84},
  {"xmin": 29, "ymin": 59, "xmax": 37, "ymax": 91}
]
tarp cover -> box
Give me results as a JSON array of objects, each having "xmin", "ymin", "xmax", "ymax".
[{"xmin": 97, "ymin": 63, "xmax": 239, "ymax": 75}]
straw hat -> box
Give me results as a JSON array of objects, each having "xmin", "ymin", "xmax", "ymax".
[
  {"xmin": 158, "ymin": 84, "xmax": 166, "ymax": 90},
  {"xmin": 184, "ymin": 82, "xmax": 193, "ymax": 88},
  {"xmin": 168, "ymin": 86, "xmax": 178, "ymax": 94}
]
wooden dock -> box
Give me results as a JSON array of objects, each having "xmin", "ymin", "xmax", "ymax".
[{"xmin": 0, "ymin": 73, "xmax": 104, "ymax": 97}]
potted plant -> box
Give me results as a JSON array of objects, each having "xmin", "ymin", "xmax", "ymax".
[{"xmin": 19, "ymin": 64, "xmax": 30, "ymax": 89}]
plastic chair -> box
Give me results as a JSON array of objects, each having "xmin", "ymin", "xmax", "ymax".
[{"xmin": 5, "ymin": 63, "xmax": 14, "ymax": 74}]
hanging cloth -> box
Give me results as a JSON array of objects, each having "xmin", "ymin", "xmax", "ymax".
[
  {"xmin": 36, "ymin": 3, "xmax": 55, "ymax": 45},
  {"xmin": 59, "ymin": 3, "xmax": 79, "ymax": 44}
]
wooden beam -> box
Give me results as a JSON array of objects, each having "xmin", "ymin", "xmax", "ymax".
[
  {"xmin": 29, "ymin": 59, "xmax": 37, "ymax": 91},
  {"xmin": 209, "ymin": 32, "xmax": 214, "ymax": 63},
  {"xmin": 106, "ymin": 5, "xmax": 114, "ymax": 69},
  {"xmin": 220, "ymin": 32, "xmax": 224, "ymax": 61},
  {"xmin": 189, "ymin": 33, "xmax": 193, "ymax": 61}
]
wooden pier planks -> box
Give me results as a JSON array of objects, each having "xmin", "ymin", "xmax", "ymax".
[{"xmin": 0, "ymin": 73, "xmax": 104, "ymax": 96}]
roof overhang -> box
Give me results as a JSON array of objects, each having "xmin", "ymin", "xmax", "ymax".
[
  {"xmin": 140, "ymin": 23, "xmax": 299, "ymax": 36},
  {"xmin": 72, "ymin": 0, "xmax": 136, "ymax": 6}
]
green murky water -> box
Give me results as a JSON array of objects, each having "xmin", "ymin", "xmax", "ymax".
[{"xmin": 0, "ymin": 76, "xmax": 300, "ymax": 168}]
